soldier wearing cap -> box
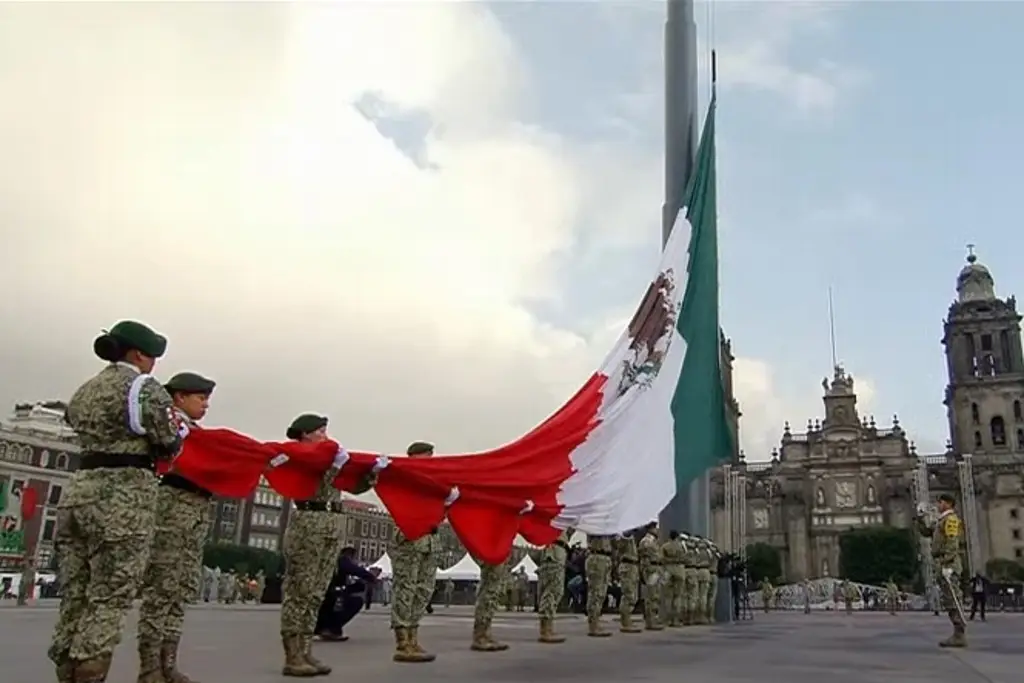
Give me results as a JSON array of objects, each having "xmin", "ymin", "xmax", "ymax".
[
  {"xmin": 136, "ymin": 372, "xmax": 216, "ymax": 683},
  {"xmin": 389, "ymin": 441, "xmax": 439, "ymax": 663},
  {"xmin": 584, "ymin": 534, "xmax": 615, "ymax": 637},
  {"xmin": 637, "ymin": 521, "xmax": 664, "ymax": 630},
  {"xmin": 917, "ymin": 492, "xmax": 967, "ymax": 647},
  {"xmin": 49, "ymin": 321, "xmax": 183, "ymax": 683},
  {"xmin": 279, "ymin": 414, "xmax": 349, "ymax": 677}
]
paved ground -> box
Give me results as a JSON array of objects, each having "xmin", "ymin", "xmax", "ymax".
[{"xmin": 2, "ymin": 603, "xmax": 1021, "ymax": 682}]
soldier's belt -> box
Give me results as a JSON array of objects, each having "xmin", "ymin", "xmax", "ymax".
[
  {"xmin": 648, "ymin": 561, "xmax": 662, "ymax": 565},
  {"xmin": 79, "ymin": 452, "xmax": 156, "ymax": 472},
  {"xmin": 160, "ymin": 473, "xmax": 213, "ymax": 498},
  {"xmin": 294, "ymin": 500, "xmax": 344, "ymax": 513},
  {"xmin": 590, "ymin": 549, "xmax": 612, "ymax": 557},
  {"xmin": 663, "ymin": 561, "xmax": 682, "ymax": 566},
  {"xmin": 618, "ymin": 558, "xmax": 639, "ymax": 565}
]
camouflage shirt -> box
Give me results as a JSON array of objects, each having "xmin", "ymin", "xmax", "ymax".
[
  {"xmin": 306, "ymin": 462, "xmax": 343, "ymax": 504},
  {"xmin": 614, "ymin": 535, "xmax": 639, "ymax": 562},
  {"xmin": 587, "ymin": 534, "xmax": 614, "ymax": 554},
  {"xmin": 394, "ymin": 528, "xmax": 438, "ymax": 555},
  {"xmin": 67, "ymin": 363, "xmax": 180, "ymax": 457},
  {"xmin": 930, "ymin": 510, "xmax": 964, "ymax": 574},
  {"xmin": 638, "ymin": 532, "xmax": 660, "ymax": 570},
  {"xmin": 539, "ymin": 529, "xmax": 570, "ymax": 566}
]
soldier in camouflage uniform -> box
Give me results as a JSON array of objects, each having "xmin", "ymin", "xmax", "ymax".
[
  {"xmin": 585, "ymin": 534, "xmax": 614, "ymax": 637},
  {"xmin": 682, "ymin": 534, "xmax": 701, "ymax": 625},
  {"xmin": 659, "ymin": 530, "xmax": 686, "ymax": 627},
  {"xmin": 390, "ymin": 441, "xmax": 439, "ymax": 663},
  {"xmin": 136, "ymin": 372, "xmax": 217, "ymax": 683},
  {"xmin": 279, "ymin": 414, "xmax": 349, "ymax": 677},
  {"xmin": 637, "ymin": 521, "xmax": 663, "ymax": 630},
  {"xmin": 614, "ymin": 531, "xmax": 643, "ymax": 633},
  {"xmin": 705, "ymin": 540, "xmax": 720, "ymax": 623},
  {"xmin": 472, "ymin": 558, "xmax": 512, "ymax": 651},
  {"xmin": 692, "ymin": 537, "xmax": 712, "ymax": 625},
  {"xmin": 48, "ymin": 321, "xmax": 183, "ymax": 683},
  {"xmin": 916, "ymin": 492, "xmax": 967, "ymax": 647},
  {"xmin": 536, "ymin": 528, "xmax": 571, "ymax": 644}
]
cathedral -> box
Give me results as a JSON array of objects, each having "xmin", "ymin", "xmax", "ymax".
[{"xmin": 711, "ymin": 251, "xmax": 1024, "ymax": 581}]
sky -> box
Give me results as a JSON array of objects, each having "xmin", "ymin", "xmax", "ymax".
[{"xmin": 1, "ymin": 1, "xmax": 1023, "ymax": 479}]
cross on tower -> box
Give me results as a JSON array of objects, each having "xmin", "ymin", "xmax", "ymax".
[{"xmin": 966, "ymin": 243, "xmax": 976, "ymax": 263}]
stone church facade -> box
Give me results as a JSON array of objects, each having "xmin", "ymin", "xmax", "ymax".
[{"xmin": 711, "ymin": 252, "xmax": 1024, "ymax": 581}]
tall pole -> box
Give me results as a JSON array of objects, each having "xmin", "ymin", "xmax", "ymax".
[{"xmin": 659, "ymin": 0, "xmax": 706, "ymax": 540}]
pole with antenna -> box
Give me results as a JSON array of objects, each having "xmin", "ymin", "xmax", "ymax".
[{"xmin": 828, "ymin": 286, "xmax": 838, "ymax": 371}]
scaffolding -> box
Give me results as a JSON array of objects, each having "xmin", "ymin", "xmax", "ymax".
[
  {"xmin": 912, "ymin": 458, "xmax": 938, "ymax": 613},
  {"xmin": 957, "ymin": 453, "xmax": 982, "ymax": 578},
  {"xmin": 734, "ymin": 468, "xmax": 747, "ymax": 562}
]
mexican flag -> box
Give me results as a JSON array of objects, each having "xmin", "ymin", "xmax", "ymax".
[{"xmin": 171, "ymin": 97, "xmax": 730, "ymax": 565}]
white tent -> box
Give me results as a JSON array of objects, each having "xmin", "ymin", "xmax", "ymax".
[
  {"xmin": 369, "ymin": 552, "xmax": 393, "ymax": 578},
  {"xmin": 510, "ymin": 554, "xmax": 539, "ymax": 582},
  {"xmin": 436, "ymin": 553, "xmax": 481, "ymax": 581}
]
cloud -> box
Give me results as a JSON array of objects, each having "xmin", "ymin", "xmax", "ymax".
[{"xmin": 0, "ymin": 3, "xmax": 633, "ymax": 454}]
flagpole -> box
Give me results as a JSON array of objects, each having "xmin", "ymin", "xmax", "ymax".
[{"xmin": 659, "ymin": 0, "xmax": 707, "ymax": 539}]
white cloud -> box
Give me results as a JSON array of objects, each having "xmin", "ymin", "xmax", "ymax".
[{"xmin": 0, "ymin": 3, "xmax": 637, "ymax": 453}]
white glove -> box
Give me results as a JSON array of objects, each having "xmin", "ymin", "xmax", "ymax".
[
  {"xmin": 941, "ymin": 567, "xmax": 953, "ymax": 579},
  {"xmin": 646, "ymin": 573, "xmax": 661, "ymax": 587},
  {"xmin": 332, "ymin": 447, "xmax": 350, "ymax": 470}
]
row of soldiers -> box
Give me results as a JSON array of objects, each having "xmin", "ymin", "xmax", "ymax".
[{"xmin": 199, "ymin": 569, "xmax": 266, "ymax": 604}]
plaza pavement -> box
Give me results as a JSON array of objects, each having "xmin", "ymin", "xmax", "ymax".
[{"xmin": 1, "ymin": 602, "xmax": 1021, "ymax": 682}]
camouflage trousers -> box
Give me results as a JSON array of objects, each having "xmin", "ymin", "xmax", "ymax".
[
  {"xmin": 474, "ymin": 562, "xmax": 509, "ymax": 627},
  {"xmin": 280, "ymin": 510, "xmax": 343, "ymax": 636},
  {"xmin": 706, "ymin": 572, "xmax": 718, "ymax": 620},
  {"xmin": 390, "ymin": 547, "xmax": 436, "ymax": 629},
  {"xmin": 695, "ymin": 568, "xmax": 711, "ymax": 619},
  {"xmin": 49, "ymin": 469, "xmax": 159, "ymax": 663},
  {"xmin": 584, "ymin": 554, "xmax": 611, "ymax": 618},
  {"xmin": 137, "ymin": 487, "xmax": 211, "ymax": 642},
  {"xmin": 640, "ymin": 566, "xmax": 661, "ymax": 624},
  {"xmin": 937, "ymin": 571, "xmax": 965, "ymax": 627},
  {"xmin": 618, "ymin": 562, "xmax": 639, "ymax": 617},
  {"xmin": 536, "ymin": 560, "xmax": 566, "ymax": 620},
  {"xmin": 684, "ymin": 569, "xmax": 700, "ymax": 617},
  {"xmin": 663, "ymin": 568, "xmax": 685, "ymax": 623}
]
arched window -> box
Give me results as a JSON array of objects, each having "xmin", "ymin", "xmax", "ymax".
[
  {"xmin": 816, "ymin": 487, "xmax": 826, "ymax": 507},
  {"xmin": 866, "ymin": 485, "xmax": 876, "ymax": 504},
  {"xmin": 972, "ymin": 403, "xmax": 980, "ymax": 424},
  {"xmin": 991, "ymin": 416, "xmax": 1007, "ymax": 447},
  {"xmin": 1017, "ymin": 429, "xmax": 1024, "ymax": 450},
  {"xmin": 1014, "ymin": 400, "xmax": 1022, "ymax": 422},
  {"xmin": 974, "ymin": 431, "xmax": 983, "ymax": 449},
  {"xmin": 822, "ymin": 559, "xmax": 830, "ymax": 577},
  {"xmin": 55, "ymin": 453, "xmax": 69, "ymax": 470}
]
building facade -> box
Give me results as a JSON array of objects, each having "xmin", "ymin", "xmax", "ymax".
[{"xmin": 712, "ymin": 252, "xmax": 1024, "ymax": 581}]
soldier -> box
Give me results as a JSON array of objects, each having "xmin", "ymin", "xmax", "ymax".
[
  {"xmin": 692, "ymin": 537, "xmax": 712, "ymax": 625},
  {"xmin": 760, "ymin": 578, "xmax": 773, "ymax": 613},
  {"xmin": 136, "ymin": 372, "xmax": 217, "ymax": 683},
  {"xmin": 48, "ymin": 321, "xmax": 182, "ymax": 683},
  {"xmin": 513, "ymin": 568, "xmax": 529, "ymax": 612},
  {"xmin": 682, "ymin": 533, "xmax": 700, "ymax": 624},
  {"xmin": 841, "ymin": 580, "xmax": 858, "ymax": 614},
  {"xmin": 255, "ymin": 571, "xmax": 266, "ymax": 604},
  {"xmin": 472, "ymin": 558, "xmax": 511, "ymax": 651},
  {"xmin": 279, "ymin": 414, "xmax": 349, "ymax": 677},
  {"xmin": 917, "ymin": 493, "xmax": 967, "ymax": 647},
  {"xmin": 442, "ymin": 578, "xmax": 455, "ymax": 608},
  {"xmin": 585, "ymin": 534, "xmax": 614, "ymax": 637},
  {"xmin": 884, "ymin": 578, "xmax": 899, "ymax": 615},
  {"xmin": 390, "ymin": 441, "xmax": 439, "ymax": 663},
  {"xmin": 802, "ymin": 579, "xmax": 812, "ymax": 614},
  {"xmin": 659, "ymin": 530, "xmax": 686, "ymax": 627},
  {"xmin": 536, "ymin": 528, "xmax": 571, "ymax": 644},
  {"xmin": 637, "ymin": 522, "xmax": 663, "ymax": 631},
  {"xmin": 703, "ymin": 539, "xmax": 720, "ymax": 623},
  {"xmin": 614, "ymin": 531, "xmax": 643, "ymax": 633}
]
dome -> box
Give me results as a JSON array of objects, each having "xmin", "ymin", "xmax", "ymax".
[{"xmin": 956, "ymin": 249, "xmax": 995, "ymax": 303}]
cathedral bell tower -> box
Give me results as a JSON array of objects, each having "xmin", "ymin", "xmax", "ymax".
[{"xmin": 942, "ymin": 247, "xmax": 1024, "ymax": 456}]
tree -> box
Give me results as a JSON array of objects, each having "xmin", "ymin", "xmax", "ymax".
[
  {"xmin": 985, "ymin": 557, "xmax": 1024, "ymax": 582},
  {"xmin": 838, "ymin": 528, "xmax": 918, "ymax": 586},
  {"xmin": 745, "ymin": 542, "xmax": 782, "ymax": 585},
  {"xmin": 202, "ymin": 542, "xmax": 283, "ymax": 577}
]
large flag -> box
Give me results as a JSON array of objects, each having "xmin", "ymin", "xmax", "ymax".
[{"xmin": 169, "ymin": 97, "xmax": 728, "ymax": 565}]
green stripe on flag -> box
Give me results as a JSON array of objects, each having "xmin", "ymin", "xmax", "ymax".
[{"xmin": 671, "ymin": 94, "xmax": 736, "ymax": 490}]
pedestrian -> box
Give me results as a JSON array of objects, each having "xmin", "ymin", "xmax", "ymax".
[
  {"xmin": 536, "ymin": 528, "xmax": 571, "ymax": 644},
  {"xmin": 48, "ymin": 320, "xmax": 182, "ymax": 683},
  {"xmin": 614, "ymin": 531, "xmax": 642, "ymax": 633},
  {"xmin": 315, "ymin": 547, "xmax": 377, "ymax": 641},
  {"xmin": 585, "ymin": 534, "xmax": 614, "ymax": 637},
  {"xmin": 279, "ymin": 414, "xmax": 349, "ymax": 677},
  {"xmin": 969, "ymin": 573, "xmax": 987, "ymax": 622},
  {"xmin": 917, "ymin": 493, "xmax": 968, "ymax": 647},
  {"xmin": 389, "ymin": 441, "xmax": 439, "ymax": 663},
  {"xmin": 472, "ymin": 559, "xmax": 511, "ymax": 651},
  {"xmin": 136, "ymin": 371, "xmax": 217, "ymax": 683}
]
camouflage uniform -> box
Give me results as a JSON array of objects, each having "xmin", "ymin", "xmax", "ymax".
[
  {"xmin": 705, "ymin": 542, "xmax": 720, "ymax": 622},
  {"xmin": 614, "ymin": 533, "xmax": 642, "ymax": 633},
  {"xmin": 536, "ymin": 529, "xmax": 570, "ymax": 644},
  {"xmin": 49, "ymin": 321, "xmax": 181, "ymax": 683},
  {"xmin": 917, "ymin": 495, "xmax": 967, "ymax": 647},
  {"xmin": 389, "ymin": 441, "xmax": 439, "ymax": 663},
  {"xmin": 693, "ymin": 538, "xmax": 712, "ymax": 624},
  {"xmin": 637, "ymin": 525, "xmax": 663, "ymax": 630},
  {"xmin": 584, "ymin": 535, "xmax": 613, "ymax": 637},
  {"xmin": 682, "ymin": 536, "xmax": 700, "ymax": 624},
  {"xmin": 136, "ymin": 372, "xmax": 217, "ymax": 683},
  {"xmin": 884, "ymin": 580, "xmax": 899, "ymax": 615},
  {"xmin": 659, "ymin": 534, "xmax": 686, "ymax": 627},
  {"xmin": 472, "ymin": 559, "xmax": 511, "ymax": 652},
  {"xmin": 279, "ymin": 414, "xmax": 345, "ymax": 677}
]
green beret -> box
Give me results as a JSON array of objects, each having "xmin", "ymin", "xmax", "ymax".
[
  {"xmin": 164, "ymin": 372, "xmax": 216, "ymax": 395},
  {"xmin": 286, "ymin": 413, "xmax": 328, "ymax": 440},
  {"xmin": 938, "ymin": 492, "xmax": 956, "ymax": 504},
  {"xmin": 107, "ymin": 320, "xmax": 167, "ymax": 358},
  {"xmin": 406, "ymin": 441, "xmax": 434, "ymax": 456}
]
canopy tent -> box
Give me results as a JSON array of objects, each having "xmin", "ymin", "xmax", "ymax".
[
  {"xmin": 436, "ymin": 553, "xmax": 481, "ymax": 581},
  {"xmin": 369, "ymin": 552, "xmax": 393, "ymax": 578},
  {"xmin": 510, "ymin": 554, "xmax": 539, "ymax": 582}
]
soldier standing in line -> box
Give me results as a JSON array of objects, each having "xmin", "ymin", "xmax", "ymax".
[
  {"xmin": 279, "ymin": 414, "xmax": 349, "ymax": 677},
  {"xmin": 136, "ymin": 372, "xmax": 217, "ymax": 683},
  {"xmin": 614, "ymin": 531, "xmax": 642, "ymax": 633},
  {"xmin": 584, "ymin": 534, "xmax": 614, "ymax": 637},
  {"xmin": 442, "ymin": 578, "xmax": 455, "ymax": 608},
  {"xmin": 471, "ymin": 558, "xmax": 512, "ymax": 651},
  {"xmin": 884, "ymin": 579, "xmax": 900, "ymax": 615},
  {"xmin": 681, "ymin": 533, "xmax": 700, "ymax": 625},
  {"xmin": 536, "ymin": 528, "xmax": 572, "ymax": 644},
  {"xmin": 693, "ymin": 537, "xmax": 712, "ymax": 625},
  {"xmin": 841, "ymin": 579, "xmax": 857, "ymax": 614},
  {"xmin": 48, "ymin": 321, "xmax": 183, "ymax": 683},
  {"xmin": 760, "ymin": 578, "xmax": 774, "ymax": 613},
  {"xmin": 705, "ymin": 540, "xmax": 721, "ymax": 622},
  {"xmin": 637, "ymin": 522, "xmax": 663, "ymax": 631},
  {"xmin": 389, "ymin": 441, "xmax": 439, "ymax": 663},
  {"xmin": 916, "ymin": 493, "xmax": 967, "ymax": 647},
  {"xmin": 659, "ymin": 530, "xmax": 686, "ymax": 627}
]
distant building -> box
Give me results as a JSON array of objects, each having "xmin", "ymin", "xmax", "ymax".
[{"xmin": 239, "ymin": 475, "xmax": 288, "ymax": 553}]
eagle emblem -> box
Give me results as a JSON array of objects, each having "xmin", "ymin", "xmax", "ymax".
[{"xmin": 616, "ymin": 268, "xmax": 680, "ymax": 398}]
